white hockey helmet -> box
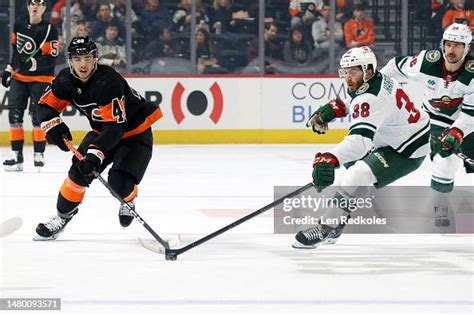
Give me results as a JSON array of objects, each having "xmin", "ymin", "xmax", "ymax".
[
  {"xmin": 339, "ymin": 46, "xmax": 377, "ymax": 81},
  {"xmin": 441, "ymin": 23, "xmax": 472, "ymax": 60}
]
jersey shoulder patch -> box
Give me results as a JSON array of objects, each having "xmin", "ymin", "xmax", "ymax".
[
  {"xmin": 420, "ymin": 49, "xmax": 443, "ymax": 78},
  {"xmin": 457, "ymin": 57, "xmax": 474, "ymax": 86},
  {"xmin": 354, "ymin": 72, "xmax": 383, "ymax": 97}
]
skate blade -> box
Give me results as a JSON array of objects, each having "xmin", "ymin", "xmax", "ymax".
[
  {"xmin": 33, "ymin": 234, "xmax": 59, "ymax": 241},
  {"xmin": 292, "ymin": 241, "xmax": 319, "ymax": 249},
  {"xmin": 4, "ymin": 164, "xmax": 23, "ymax": 172},
  {"xmin": 0, "ymin": 217, "xmax": 23, "ymax": 238},
  {"xmin": 138, "ymin": 236, "xmax": 181, "ymax": 254},
  {"xmin": 323, "ymin": 238, "xmax": 338, "ymax": 245}
]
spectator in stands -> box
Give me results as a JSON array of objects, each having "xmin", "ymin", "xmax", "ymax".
[
  {"xmin": 173, "ymin": 0, "xmax": 210, "ymax": 33},
  {"xmin": 343, "ymin": 4, "xmax": 375, "ymax": 48},
  {"xmin": 312, "ymin": 3, "xmax": 344, "ymax": 48},
  {"xmin": 247, "ymin": 22, "xmax": 282, "ymax": 73},
  {"xmin": 138, "ymin": 0, "xmax": 172, "ymax": 41},
  {"xmin": 82, "ymin": 0, "xmax": 99, "ymax": 22},
  {"xmin": 96, "ymin": 22, "xmax": 127, "ymax": 69},
  {"xmin": 442, "ymin": 0, "xmax": 474, "ymax": 31},
  {"xmin": 210, "ymin": 0, "xmax": 233, "ymax": 34},
  {"xmin": 195, "ymin": 28, "xmax": 221, "ymax": 73},
  {"xmin": 112, "ymin": 0, "xmax": 139, "ymax": 32},
  {"xmin": 73, "ymin": 21, "xmax": 90, "ymax": 37},
  {"xmin": 289, "ymin": 0, "xmax": 323, "ymax": 28},
  {"xmin": 60, "ymin": 0, "xmax": 85, "ymax": 37},
  {"xmin": 50, "ymin": 0, "xmax": 65, "ymax": 26},
  {"xmin": 283, "ymin": 25, "xmax": 313, "ymax": 64},
  {"xmin": 157, "ymin": 27, "xmax": 174, "ymax": 57},
  {"xmin": 91, "ymin": 3, "xmax": 125, "ymax": 40}
]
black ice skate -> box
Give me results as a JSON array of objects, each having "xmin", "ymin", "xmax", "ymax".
[
  {"xmin": 119, "ymin": 201, "xmax": 135, "ymax": 227},
  {"xmin": 324, "ymin": 218, "xmax": 348, "ymax": 245},
  {"xmin": 434, "ymin": 206, "xmax": 450, "ymax": 228},
  {"xmin": 3, "ymin": 151, "xmax": 23, "ymax": 172},
  {"xmin": 33, "ymin": 152, "xmax": 45, "ymax": 170},
  {"xmin": 292, "ymin": 223, "xmax": 334, "ymax": 249},
  {"xmin": 34, "ymin": 215, "xmax": 72, "ymax": 241}
]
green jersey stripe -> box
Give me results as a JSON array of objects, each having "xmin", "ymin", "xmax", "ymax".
[
  {"xmin": 348, "ymin": 128, "xmax": 375, "ymax": 140},
  {"xmin": 395, "ymin": 122, "xmax": 430, "ymax": 152},
  {"xmin": 399, "ymin": 129, "xmax": 430, "ymax": 157},
  {"xmin": 349, "ymin": 122, "xmax": 377, "ymax": 132}
]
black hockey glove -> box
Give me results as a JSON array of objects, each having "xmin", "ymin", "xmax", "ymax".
[
  {"xmin": 77, "ymin": 146, "xmax": 104, "ymax": 177},
  {"xmin": 1, "ymin": 68, "xmax": 12, "ymax": 88},
  {"xmin": 40, "ymin": 117, "xmax": 72, "ymax": 152}
]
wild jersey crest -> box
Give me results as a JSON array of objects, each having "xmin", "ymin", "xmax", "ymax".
[
  {"xmin": 425, "ymin": 50, "xmax": 441, "ymax": 63},
  {"xmin": 465, "ymin": 60, "xmax": 474, "ymax": 73},
  {"xmin": 16, "ymin": 32, "xmax": 37, "ymax": 54}
]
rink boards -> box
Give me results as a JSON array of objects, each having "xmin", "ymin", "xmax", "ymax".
[{"xmin": 0, "ymin": 75, "xmax": 424, "ymax": 145}]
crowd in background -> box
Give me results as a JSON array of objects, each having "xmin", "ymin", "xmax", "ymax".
[{"xmin": 4, "ymin": 0, "xmax": 474, "ymax": 74}]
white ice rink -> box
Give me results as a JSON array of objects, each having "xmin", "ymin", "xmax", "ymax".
[{"xmin": 0, "ymin": 144, "xmax": 473, "ymax": 315}]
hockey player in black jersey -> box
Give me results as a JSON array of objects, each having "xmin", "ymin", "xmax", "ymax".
[
  {"xmin": 34, "ymin": 37, "xmax": 163, "ymax": 240},
  {"xmin": 2, "ymin": 0, "xmax": 58, "ymax": 171}
]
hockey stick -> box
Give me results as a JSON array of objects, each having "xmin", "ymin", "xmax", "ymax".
[
  {"xmin": 0, "ymin": 217, "xmax": 23, "ymax": 238},
  {"xmin": 62, "ymin": 137, "xmax": 170, "ymax": 250},
  {"xmin": 154, "ymin": 182, "xmax": 315, "ymax": 261}
]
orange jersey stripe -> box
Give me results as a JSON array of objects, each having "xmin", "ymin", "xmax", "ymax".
[
  {"xmin": 92, "ymin": 107, "xmax": 163, "ymax": 139},
  {"xmin": 60, "ymin": 177, "xmax": 86, "ymax": 203},
  {"xmin": 124, "ymin": 185, "xmax": 138, "ymax": 203},
  {"xmin": 41, "ymin": 41, "xmax": 54, "ymax": 55},
  {"xmin": 10, "ymin": 32, "xmax": 16, "ymax": 45},
  {"xmin": 13, "ymin": 73, "xmax": 54, "ymax": 83},
  {"xmin": 39, "ymin": 89, "xmax": 70, "ymax": 113},
  {"xmin": 10, "ymin": 127, "xmax": 24, "ymax": 141},
  {"xmin": 123, "ymin": 108, "xmax": 163, "ymax": 138},
  {"xmin": 97, "ymin": 103, "xmax": 116, "ymax": 122},
  {"xmin": 32, "ymin": 127, "xmax": 46, "ymax": 142}
]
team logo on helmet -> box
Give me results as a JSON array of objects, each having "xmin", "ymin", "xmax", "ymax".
[
  {"xmin": 426, "ymin": 50, "xmax": 441, "ymax": 63},
  {"xmin": 355, "ymin": 83, "xmax": 369, "ymax": 95},
  {"xmin": 465, "ymin": 60, "xmax": 474, "ymax": 73}
]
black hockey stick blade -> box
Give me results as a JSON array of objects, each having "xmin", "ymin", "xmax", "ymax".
[{"xmin": 162, "ymin": 182, "xmax": 315, "ymax": 261}]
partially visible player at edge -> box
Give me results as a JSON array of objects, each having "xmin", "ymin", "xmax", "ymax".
[
  {"xmin": 293, "ymin": 46, "xmax": 430, "ymax": 249},
  {"xmin": 34, "ymin": 36, "xmax": 163, "ymax": 240},
  {"xmin": 381, "ymin": 23, "xmax": 474, "ymax": 230},
  {"xmin": 2, "ymin": 0, "xmax": 58, "ymax": 171}
]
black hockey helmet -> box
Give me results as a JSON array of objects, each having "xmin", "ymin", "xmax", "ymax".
[
  {"xmin": 28, "ymin": 0, "xmax": 46, "ymax": 5},
  {"xmin": 67, "ymin": 36, "xmax": 98, "ymax": 58}
]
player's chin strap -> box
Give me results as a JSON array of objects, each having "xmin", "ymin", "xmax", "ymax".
[{"xmin": 62, "ymin": 136, "xmax": 170, "ymax": 250}]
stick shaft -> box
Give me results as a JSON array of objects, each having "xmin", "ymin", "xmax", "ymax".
[
  {"xmin": 63, "ymin": 138, "xmax": 170, "ymax": 249},
  {"xmin": 168, "ymin": 183, "xmax": 314, "ymax": 256}
]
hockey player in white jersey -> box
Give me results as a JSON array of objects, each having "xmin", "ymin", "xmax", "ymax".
[
  {"xmin": 293, "ymin": 46, "xmax": 431, "ymax": 248},
  {"xmin": 380, "ymin": 23, "xmax": 474, "ymax": 229}
]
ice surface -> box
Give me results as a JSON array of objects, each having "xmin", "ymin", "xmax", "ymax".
[{"xmin": 0, "ymin": 145, "xmax": 473, "ymax": 314}]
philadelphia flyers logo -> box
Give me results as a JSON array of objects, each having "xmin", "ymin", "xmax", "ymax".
[
  {"xmin": 16, "ymin": 33, "xmax": 37, "ymax": 54},
  {"xmin": 171, "ymin": 82, "xmax": 223, "ymax": 124}
]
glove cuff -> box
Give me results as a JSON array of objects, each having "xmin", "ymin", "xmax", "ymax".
[
  {"xmin": 40, "ymin": 117, "xmax": 63, "ymax": 133},
  {"xmin": 87, "ymin": 146, "xmax": 105, "ymax": 164}
]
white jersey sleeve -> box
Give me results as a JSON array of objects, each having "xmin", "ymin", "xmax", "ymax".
[
  {"xmin": 452, "ymin": 70, "xmax": 474, "ymax": 135},
  {"xmin": 380, "ymin": 50, "xmax": 427, "ymax": 82}
]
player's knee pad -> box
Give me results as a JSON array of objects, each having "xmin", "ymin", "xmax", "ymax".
[
  {"xmin": 8, "ymin": 107, "xmax": 25, "ymax": 124},
  {"xmin": 108, "ymin": 171, "xmax": 138, "ymax": 202},
  {"xmin": 30, "ymin": 110, "xmax": 40, "ymax": 127},
  {"xmin": 431, "ymin": 154, "xmax": 463, "ymax": 192},
  {"xmin": 340, "ymin": 161, "xmax": 377, "ymax": 196}
]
